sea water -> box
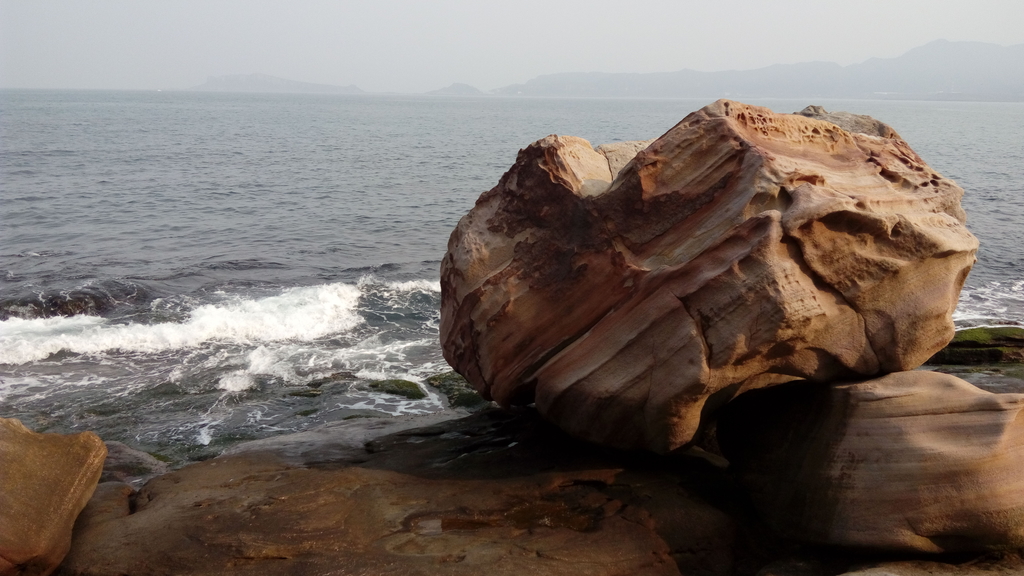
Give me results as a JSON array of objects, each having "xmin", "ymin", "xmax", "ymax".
[{"xmin": 2, "ymin": 90, "xmax": 1022, "ymax": 462}]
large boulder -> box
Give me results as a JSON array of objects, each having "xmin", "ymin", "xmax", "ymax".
[
  {"xmin": 0, "ymin": 418, "xmax": 106, "ymax": 576},
  {"xmin": 440, "ymin": 99, "xmax": 978, "ymax": 452},
  {"xmin": 717, "ymin": 371, "xmax": 1024, "ymax": 553}
]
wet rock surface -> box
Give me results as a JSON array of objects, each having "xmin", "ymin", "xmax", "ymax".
[{"xmin": 426, "ymin": 371, "xmax": 491, "ymax": 410}]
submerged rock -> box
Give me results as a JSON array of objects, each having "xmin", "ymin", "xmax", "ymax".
[
  {"xmin": 717, "ymin": 371, "xmax": 1024, "ymax": 553},
  {"xmin": 441, "ymin": 99, "xmax": 978, "ymax": 452},
  {"xmin": 0, "ymin": 418, "xmax": 106, "ymax": 576},
  {"xmin": 367, "ymin": 379, "xmax": 427, "ymax": 399}
]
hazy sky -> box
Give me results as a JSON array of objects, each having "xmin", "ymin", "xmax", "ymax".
[{"xmin": 2, "ymin": 0, "xmax": 1022, "ymax": 92}]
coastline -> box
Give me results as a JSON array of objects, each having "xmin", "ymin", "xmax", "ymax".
[{"xmin": 52, "ymin": 361, "xmax": 1024, "ymax": 576}]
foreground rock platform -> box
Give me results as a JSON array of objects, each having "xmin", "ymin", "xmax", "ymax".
[
  {"xmin": 441, "ymin": 99, "xmax": 978, "ymax": 452},
  {"xmin": 1, "ymin": 418, "xmax": 106, "ymax": 576},
  {"xmin": 60, "ymin": 410, "xmax": 759, "ymax": 576},
  {"xmin": 718, "ymin": 371, "xmax": 1024, "ymax": 553},
  {"xmin": 60, "ymin": 405, "xmax": 1024, "ymax": 576}
]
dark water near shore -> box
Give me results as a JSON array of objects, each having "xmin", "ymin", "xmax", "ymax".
[{"xmin": 2, "ymin": 90, "xmax": 1022, "ymax": 462}]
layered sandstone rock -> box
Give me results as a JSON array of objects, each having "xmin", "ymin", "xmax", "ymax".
[
  {"xmin": 717, "ymin": 371, "xmax": 1024, "ymax": 553},
  {"xmin": 60, "ymin": 410, "xmax": 750, "ymax": 576},
  {"xmin": 0, "ymin": 418, "xmax": 106, "ymax": 576},
  {"xmin": 440, "ymin": 99, "xmax": 978, "ymax": 452}
]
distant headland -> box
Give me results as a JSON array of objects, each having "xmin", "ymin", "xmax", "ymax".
[{"xmin": 189, "ymin": 73, "xmax": 363, "ymax": 95}]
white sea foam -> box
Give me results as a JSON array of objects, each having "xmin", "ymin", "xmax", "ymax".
[
  {"xmin": 954, "ymin": 280, "xmax": 1024, "ymax": 326},
  {"xmin": 217, "ymin": 370, "xmax": 256, "ymax": 392},
  {"xmin": 0, "ymin": 282, "xmax": 364, "ymax": 365},
  {"xmin": 380, "ymin": 278, "xmax": 441, "ymax": 293}
]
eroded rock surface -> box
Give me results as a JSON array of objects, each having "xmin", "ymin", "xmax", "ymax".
[
  {"xmin": 60, "ymin": 409, "xmax": 773, "ymax": 576},
  {"xmin": 441, "ymin": 99, "xmax": 978, "ymax": 452},
  {"xmin": 794, "ymin": 105, "xmax": 900, "ymax": 139},
  {"xmin": 717, "ymin": 371, "xmax": 1024, "ymax": 553},
  {"xmin": 1, "ymin": 418, "xmax": 106, "ymax": 576}
]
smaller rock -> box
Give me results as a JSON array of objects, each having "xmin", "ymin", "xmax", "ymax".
[
  {"xmin": 794, "ymin": 105, "xmax": 900, "ymax": 138},
  {"xmin": 929, "ymin": 327, "xmax": 1024, "ymax": 364},
  {"xmin": 99, "ymin": 441, "xmax": 169, "ymax": 486},
  {"xmin": 718, "ymin": 372, "xmax": 1024, "ymax": 553},
  {"xmin": 288, "ymin": 388, "xmax": 322, "ymax": 397},
  {"xmin": 595, "ymin": 139, "xmax": 655, "ymax": 177},
  {"xmin": 0, "ymin": 418, "xmax": 106, "ymax": 576},
  {"xmin": 306, "ymin": 371, "xmax": 357, "ymax": 388},
  {"xmin": 425, "ymin": 371, "xmax": 490, "ymax": 410},
  {"xmin": 367, "ymin": 379, "xmax": 426, "ymax": 399}
]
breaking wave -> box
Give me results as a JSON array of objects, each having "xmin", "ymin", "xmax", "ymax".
[{"xmin": 0, "ymin": 281, "xmax": 367, "ymax": 365}]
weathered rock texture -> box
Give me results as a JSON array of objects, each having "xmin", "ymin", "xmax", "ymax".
[
  {"xmin": 717, "ymin": 371, "xmax": 1024, "ymax": 553},
  {"xmin": 0, "ymin": 418, "xmax": 106, "ymax": 576},
  {"xmin": 59, "ymin": 410, "xmax": 776, "ymax": 576},
  {"xmin": 795, "ymin": 105, "xmax": 900, "ymax": 139},
  {"xmin": 440, "ymin": 99, "xmax": 978, "ymax": 452}
]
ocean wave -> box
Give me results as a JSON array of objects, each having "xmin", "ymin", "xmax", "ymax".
[
  {"xmin": 0, "ymin": 282, "xmax": 365, "ymax": 364},
  {"xmin": 357, "ymin": 276, "xmax": 440, "ymax": 293},
  {"xmin": 954, "ymin": 279, "xmax": 1024, "ymax": 327}
]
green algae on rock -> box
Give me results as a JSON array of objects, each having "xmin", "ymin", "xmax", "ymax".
[
  {"xmin": 368, "ymin": 379, "xmax": 427, "ymax": 400},
  {"xmin": 929, "ymin": 327, "xmax": 1024, "ymax": 364},
  {"xmin": 426, "ymin": 371, "xmax": 489, "ymax": 410}
]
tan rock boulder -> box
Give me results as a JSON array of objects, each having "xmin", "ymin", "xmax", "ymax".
[
  {"xmin": 440, "ymin": 99, "xmax": 978, "ymax": 452},
  {"xmin": 0, "ymin": 418, "xmax": 106, "ymax": 576},
  {"xmin": 717, "ymin": 371, "xmax": 1024, "ymax": 553}
]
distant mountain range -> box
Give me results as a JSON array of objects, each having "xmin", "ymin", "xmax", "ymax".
[
  {"xmin": 188, "ymin": 41, "xmax": 1023, "ymax": 101},
  {"xmin": 494, "ymin": 40, "xmax": 1024, "ymax": 101},
  {"xmin": 190, "ymin": 73, "xmax": 363, "ymax": 94}
]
